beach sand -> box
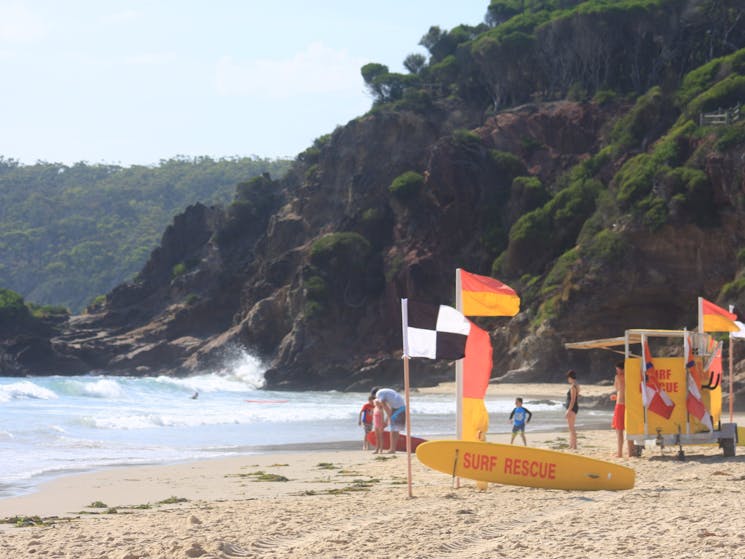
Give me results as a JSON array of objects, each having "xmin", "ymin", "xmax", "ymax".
[{"xmin": 2, "ymin": 384, "xmax": 745, "ymax": 559}]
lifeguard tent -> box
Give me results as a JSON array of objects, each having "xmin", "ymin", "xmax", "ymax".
[{"xmin": 566, "ymin": 329, "xmax": 737, "ymax": 458}]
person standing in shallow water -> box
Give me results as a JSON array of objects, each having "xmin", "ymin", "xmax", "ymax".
[{"xmin": 565, "ymin": 370, "xmax": 579, "ymax": 450}]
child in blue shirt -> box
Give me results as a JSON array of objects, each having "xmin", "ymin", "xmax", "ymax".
[{"xmin": 509, "ymin": 397, "xmax": 532, "ymax": 446}]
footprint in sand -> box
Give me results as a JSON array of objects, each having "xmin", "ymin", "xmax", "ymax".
[
  {"xmin": 219, "ymin": 541, "xmax": 251, "ymax": 557},
  {"xmin": 185, "ymin": 542, "xmax": 207, "ymax": 557}
]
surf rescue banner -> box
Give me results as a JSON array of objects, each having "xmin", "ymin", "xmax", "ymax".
[
  {"xmin": 459, "ymin": 269, "xmax": 520, "ymax": 317},
  {"xmin": 625, "ymin": 356, "xmax": 719, "ymax": 436}
]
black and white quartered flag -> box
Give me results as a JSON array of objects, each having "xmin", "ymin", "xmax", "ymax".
[{"xmin": 401, "ymin": 298, "xmax": 471, "ymax": 360}]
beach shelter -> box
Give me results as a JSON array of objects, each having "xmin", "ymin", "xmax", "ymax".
[{"xmin": 566, "ymin": 328, "xmax": 737, "ymax": 457}]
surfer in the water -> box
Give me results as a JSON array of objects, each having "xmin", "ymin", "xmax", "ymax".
[
  {"xmin": 371, "ymin": 387, "xmax": 405, "ymax": 453},
  {"xmin": 191, "ymin": 391, "xmax": 199, "ymax": 400}
]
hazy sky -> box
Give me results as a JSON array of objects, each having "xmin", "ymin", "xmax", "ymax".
[{"xmin": 0, "ymin": 1, "xmax": 488, "ymax": 166}]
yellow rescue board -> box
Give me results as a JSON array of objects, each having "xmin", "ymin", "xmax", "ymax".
[{"xmin": 416, "ymin": 440, "xmax": 635, "ymax": 491}]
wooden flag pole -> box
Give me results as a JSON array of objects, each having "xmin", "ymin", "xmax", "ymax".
[
  {"xmin": 400, "ymin": 298, "xmax": 413, "ymax": 498},
  {"xmin": 404, "ymin": 356, "xmax": 413, "ymax": 498},
  {"xmin": 454, "ymin": 268, "xmax": 465, "ymax": 488},
  {"xmin": 729, "ymin": 305, "xmax": 735, "ymax": 423},
  {"xmin": 641, "ymin": 333, "xmax": 649, "ymax": 437},
  {"xmin": 698, "ymin": 297, "xmax": 704, "ymax": 333},
  {"xmin": 730, "ymin": 333, "xmax": 734, "ymax": 423}
]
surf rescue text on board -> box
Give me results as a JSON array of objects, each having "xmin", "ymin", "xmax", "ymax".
[
  {"xmin": 462, "ymin": 452, "xmax": 557, "ymax": 479},
  {"xmin": 647, "ymin": 368, "xmax": 679, "ymax": 393}
]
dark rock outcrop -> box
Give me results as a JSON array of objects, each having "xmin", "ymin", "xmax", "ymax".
[{"xmin": 2, "ymin": 98, "xmax": 745, "ymax": 408}]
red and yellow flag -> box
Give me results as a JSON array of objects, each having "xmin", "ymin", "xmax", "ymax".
[
  {"xmin": 700, "ymin": 298, "xmax": 738, "ymax": 332},
  {"xmin": 459, "ymin": 269, "xmax": 520, "ymax": 317},
  {"xmin": 462, "ymin": 322, "xmax": 492, "ymax": 442}
]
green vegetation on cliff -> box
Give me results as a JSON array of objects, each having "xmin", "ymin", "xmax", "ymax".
[
  {"xmin": 0, "ymin": 156, "xmax": 291, "ymax": 311},
  {"xmin": 363, "ymin": 0, "xmax": 744, "ymax": 115}
]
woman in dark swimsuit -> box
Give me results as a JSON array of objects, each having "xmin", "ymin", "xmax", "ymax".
[{"xmin": 565, "ymin": 370, "xmax": 579, "ymax": 449}]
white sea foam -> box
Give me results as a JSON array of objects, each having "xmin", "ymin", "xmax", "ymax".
[
  {"xmin": 151, "ymin": 350, "xmax": 266, "ymax": 395},
  {"xmin": 77, "ymin": 414, "xmax": 167, "ymax": 430},
  {"xmin": 81, "ymin": 378, "xmax": 125, "ymax": 398},
  {"xmin": 0, "ymin": 380, "xmax": 58, "ymax": 401},
  {"xmin": 0, "ymin": 357, "xmax": 611, "ymax": 500},
  {"xmin": 214, "ymin": 346, "xmax": 266, "ymax": 389}
]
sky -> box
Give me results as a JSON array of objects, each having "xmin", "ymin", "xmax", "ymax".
[{"xmin": 0, "ymin": 1, "xmax": 489, "ymax": 167}]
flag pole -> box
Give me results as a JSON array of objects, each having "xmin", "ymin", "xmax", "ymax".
[
  {"xmin": 684, "ymin": 331, "xmax": 690, "ymax": 435},
  {"xmin": 698, "ymin": 297, "xmax": 704, "ymax": 333},
  {"xmin": 455, "ymin": 268, "xmax": 463, "ymax": 440},
  {"xmin": 454, "ymin": 268, "xmax": 463, "ymax": 489},
  {"xmin": 400, "ymin": 298, "xmax": 413, "ymax": 497},
  {"xmin": 729, "ymin": 305, "xmax": 735, "ymax": 423},
  {"xmin": 641, "ymin": 334, "xmax": 648, "ymax": 437},
  {"xmin": 403, "ymin": 355, "xmax": 413, "ymax": 498}
]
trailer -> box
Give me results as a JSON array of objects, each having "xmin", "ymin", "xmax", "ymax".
[{"xmin": 566, "ymin": 329, "xmax": 737, "ymax": 459}]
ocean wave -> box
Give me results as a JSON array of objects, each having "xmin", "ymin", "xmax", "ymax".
[
  {"xmin": 73, "ymin": 403, "xmax": 363, "ymax": 430},
  {"xmin": 212, "ymin": 348, "xmax": 267, "ymax": 389},
  {"xmin": 151, "ymin": 373, "xmax": 257, "ymax": 395},
  {"xmin": 43, "ymin": 376, "xmax": 127, "ymax": 399},
  {"xmin": 149, "ymin": 348, "xmax": 267, "ymax": 394},
  {"xmin": 74, "ymin": 378, "xmax": 125, "ymax": 398},
  {"xmin": 0, "ymin": 380, "xmax": 58, "ymax": 401}
]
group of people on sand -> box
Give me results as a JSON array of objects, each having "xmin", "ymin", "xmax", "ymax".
[
  {"xmin": 563, "ymin": 363, "xmax": 633, "ymax": 457},
  {"xmin": 564, "ymin": 364, "xmax": 632, "ymax": 457},
  {"xmin": 359, "ymin": 363, "xmax": 632, "ymax": 458},
  {"xmin": 357, "ymin": 387, "xmax": 406, "ymax": 453}
]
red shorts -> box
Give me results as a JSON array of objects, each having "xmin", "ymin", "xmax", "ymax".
[{"xmin": 612, "ymin": 403, "xmax": 625, "ymax": 430}]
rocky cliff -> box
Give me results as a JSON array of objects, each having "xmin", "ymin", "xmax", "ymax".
[
  {"xmin": 3, "ymin": 96, "xmax": 743, "ymax": 408},
  {"xmin": 3, "ymin": 3, "xmax": 745, "ymax": 406}
]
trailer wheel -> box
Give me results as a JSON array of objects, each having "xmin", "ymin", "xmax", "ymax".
[{"xmin": 721, "ymin": 437, "xmax": 736, "ymax": 457}]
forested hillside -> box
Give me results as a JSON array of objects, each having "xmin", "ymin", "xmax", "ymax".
[
  {"xmin": 3, "ymin": 0, "xmax": 745, "ymax": 395},
  {"xmin": 363, "ymin": 0, "xmax": 741, "ymax": 112},
  {"xmin": 0, "ymin": 156, "xmax": 291, "ymax": 311}
]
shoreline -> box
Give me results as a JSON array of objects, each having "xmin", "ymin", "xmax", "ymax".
[
  {"xmin": 0, "ymin": 410, "xmax": 609, "ymax": 520},
  {"xmin": 0, "ymin": 428, "xmax": 609, "ymax": 519},
  {"xmin": 0, "ymin": 382, "xmax": 611, "ymax": 504},
  {"xmin": 3, "ymin": 383, "xmax": 744, "ymax": 558},
  {"xmin": 3, "ymin": 427, "xmax": 745, "ymax": 559}
]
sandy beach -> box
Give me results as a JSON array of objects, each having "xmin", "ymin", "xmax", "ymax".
[{"xmin": 2, "ymin": 384, "xmax": 745, "ymax": 559}]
